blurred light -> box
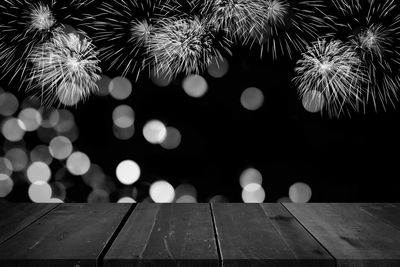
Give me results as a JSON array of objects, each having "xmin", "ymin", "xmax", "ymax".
[
  {"xmin": 161, "ymin": 127, "xmax": 181, "ymax": 150},
  {"xmin": 66, "ymin": 151, "xmax": 91, "ymax": 176},
  {"xmin": 143, "ymin": 120, "xmax": 167, "ymax": 144},
  {"xmin": 57, "ymin": 85, "xmax": 81, "ymax": 106},
  {"xmin": 87, "ymin": 189, "xmax": 109, "ymax": 203},
  {"xmin": 182, "ymin": 74, "xmax": 208, "ymax": 98},
  {"xmin": 241, "ymin": 87, "xmax": 264, "ymax": 111},
  {"xmin": 109, "ymin": 76, "xmax": 132, "ymax": 100},
  {"xmin": 149, "ymin": 180, "xmax": 175, "ymax": 203},
  {"xmin": 209, "ymin": 195, "xmax": 229, "ymax": 203},
  {"xmin": 117, "ymin": 197, "xmax": 137, "ymax": 203},
  {"xmin": 54, "ymin": 109, "xmax": 75, "ymax": 133},
  {"xmin": 207, "ymin": 57, "xmax": 229, "ymax": 78},
  {"xmin": 28, "ymin": 181, "xmax": 52, "ymax": 202},
  {"xmin": 5, "ymin": 148, "xmax": 28, "ymax": 171},
  {"xmin": 277, "ymin": 196, "xmax": 291, "ymax": 203},
  {"xmin": 48, "ymin": 198, "xmax": 64, "ymax": 203},
  {"xmin": 0, "ymin": 157, "xmax": 13, "ymax": 176},
  {"xmin": 0, "ymin": 174, "xmax": 14, "ymax": 197},
  {"xmin": 242, "ymin": 183, "xmax": 265, "ymax": 203},
  {"xmin": 39, "ymin": 107, "xmax": 59, "ymax": 128},
  {"xmin": 49, "ymin": 136, "xmax": 73, "ymax": 160},
  {"xmin": 151, "ymin": 70, "xmax": 172, "ymax": 87},
  {"xmin": 0, "ymin": 92, "xmax": 19, "ymax": 116},
  {"xmin": 18, "ymin": 108, "xmax": 42, "ymax": 131},
  {"xmin": 60, "ymin": 124, "xmax": 79, "ymax": 143},
  {"xmin": 116, "ymin": 160, "xmax": 141, "ymax": 185},
  {"xmin": 289, "ymin": 182, "xmax": 312, "ymax": 203},
  {"xmin": 30, "ymin": 145, "xmax": 53, "ymax": 165},
  {"xmin": 175, "ymin": 183, "xmax": 197, "ymax": 201},
  {"xmin": 95, "ymin": 74, "xmax": 111, "ymax": 96},
  {"xmin": 2, "ymin": 118, "xmax": 25, "ymax": 142},
  {"xmin": 113, "ymin": 124, "xmax": 135, "ymax": 140},
  {"xmin": 49, "ymin": 182, "xmax": 66, "ymax": 201},
  {"xmin": 302, "ymin": 90, "xmax": 325, "ymax": 113},
  {"xmin": 27, "ymin": 161, "xmax": 51, "ymax": 183},
  {"xmin": 176, "ymin": 195, "xmax": 197, "ymax": 203},
  {"xmin": 82, "ymin": 164, "xmax": 106, "ymax": 189},
  {"xmin": 112, "ymin": 105, "xmax": 134, "ymax": 128},
  {"xmin": 239, "ymin": 168, "xmax": 263, "ymax": 188}
]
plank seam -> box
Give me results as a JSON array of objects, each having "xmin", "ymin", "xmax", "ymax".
[
  {"xmin": 280, "ymin": 203, "xmax": 338, "ymax": 267},
  {"xmin": 0, "ymin": 203, "xmax": 61, "ymax": 247},
  {"xmin": 210, "ymin": 203, "xmax": 223, "ymax": 267},
  {"xmin": 96, "ymin": 204, "xmax": 137, "ymax": 267}
]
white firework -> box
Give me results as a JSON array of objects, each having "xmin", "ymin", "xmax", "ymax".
[
  {"xmin": 28, "ymin": 32, "xmax": 101, "ymax": 106},
  {"xmin": 27, "ymin": 3, "xmax": 55, "ymax": 33}
]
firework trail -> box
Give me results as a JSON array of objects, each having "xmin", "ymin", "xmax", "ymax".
[
  {"xmin": 294, "ymin": 39, "xmax": 366, "ymax": 118},
  {"xmin": 0, "ymin": 0, "xmax": 95, "ymax": 81},
  {"xmin": 257, "ymin": 0, "xmax": 334, "ymax": 59},
  {"xmin": 28, "ymin": 32, "xmax": 101, "ymax": 106},
  {"xmin": 149, "ymin": 17, "xmax": 232, "ymax": 78},
  {"xmin": 330, "ymin": 0, "xmax": 400, "ymax": 111}
]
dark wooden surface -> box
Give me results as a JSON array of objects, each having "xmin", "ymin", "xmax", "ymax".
[{"xmin": 0, "ymin": 203, "xmax": 399, "ymax": 266}]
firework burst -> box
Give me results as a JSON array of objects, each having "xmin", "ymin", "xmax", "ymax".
[
  {"xmin": 28, "ymin": 32, "xmax": 101, "ymax": 106},
  {"xmin": 149, "ymin": 17, "xmax": 232, "ymax": 78},
  {"xmin": 331, "ymin": 0, "xmax": 400, "ymax": 111},
  {"xmin": 294, "ymin": 39, "xmax": 366, "ymax": 118},
  {"xmin": 0, "ymin": 0, "xmax": 94, "ymax": 81}
]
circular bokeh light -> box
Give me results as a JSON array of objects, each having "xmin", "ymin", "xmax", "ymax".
[
  {"xmin": 289, "ymin": 182, "xmax": 312, "ymax": 203},
  {"xmin": 116, "ymin": 160, "xmax": 141, "ymax": 185},
  {"xmin": 143, "ymin": 120, "xmax": 167, "ymax": 144},
  {"xmin": 182, "ymin": 75, "xmax": 208, "ymax": 98},
  {"xmin": 149, "ymin": 180, "xmax": 175, "ymax": 203},
  {"xmin": 241, "ymin": 87, "xmax": 264, "ymax": 111},
  {"xmin": 66, "ymin": 152, "xmax": 91, "ymax": 176}
]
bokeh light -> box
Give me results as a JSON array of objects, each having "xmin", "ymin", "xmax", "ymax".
[
  {"xmin": 54, "ymin": 109, "xmax": 75, "ymax": 133},
  {"xmin": 18, "ymin": 108, "xmax": 42, "ymax": 131},
  {"xmin": 151, "ymin": 70, "xmax": 172, "ymax": 87},
  {"xmin": 49, "ymin": 136, "xmax": 73, "ymax": 160},
  {"xmin": 95, "ymin": 74, "xmax": 111, "ymax": 96},
  {"xmin": 207, "ymin": 57, "xmax": 229, "ymax": 78},
  {"xmin": 28, "ymin": 181, "xmax": 52, "ymax": 202},
  {"xmin": 113, "ymin": 124, "xmax": 135, "ymax": 140},
  {"xmin": 2, "ymin": 118, "xmax": 25, "ymax": 142},
  {"xmin": 0, "ymin": 157, "xmax": 13, "ymax": 176},
  {"xmin": 30, "ymin": 145, "xmax": 53, "ymax": 165},
  {"xmin": 182, "ymin": 75, "xmax": 208, "ymax": 98},
  {"xmin": 242, "ymin": 183, "xmax": 265, "ymax": 203},
  {"xmin": 5, "ymin": 148, "xmax": 28, "ymax": 172},
  {"xmin": 289, "ymin": 182, "xmax": 312, "ymax": 203},
  {"xmin": 239, "ymin": 168, "xmax": 263, "ymax": 188},
  {"xmin": 82, "ymin": 164, "xmax": 106, "ymax": 189},
  {"xmin": 143, "ymin": 120, "xmax": 167, "ymax": 144},
  {"xmin": 117, "ymin": 197, "xmax": 136, "ymax": 203},
  {"xmin": 112, "ymin": 105, "xmax": 134, "ymax": 128},
  {"xmin": 40, "ymin": 107, "xmax": 59, "ymax": 128},
  {"xmin": 302, "ymin": 90, "xmax": 325, "ymax": 113},
  {"xmin": 116, "ymin": 160, "xmax": 141, "ymax": 185},
  {"xmin": 149, "ymin": 180, "xmax": 175, "ymax": 203},
  {"xmin": 241, "ymin": 87, "xmax": 264, "ymax": 111},
  {"xmin": 161, "ymin": 127, "xmax": 181, "ymax": 150},
  {"xmin": 109, "ymin": 76, "xmax": 132, "ymax": 100},
  {"xmin": 0, "ymin": 174, "xmax": 14, "ymax": 197},
  {"xmin": 0, "ymin": 92, "xmax": 19, "ymax": 116},
  {"xmin": 87, "ymin": 189, "xmax": 110, "ymax": 203},
  {"xmin": 66, "ymin": 151, "xmax": 91, "ymax": 176},
  {"xmin": 175, "ymin": 183, "xmax": 197, "ymax": 203},
  {"xmin": 209, "ymin": 195, "xmax": 229, "ymax": 203},
  {"xmin": 27, "ymin": 161, "xmax": 51, "ymax": 183}
]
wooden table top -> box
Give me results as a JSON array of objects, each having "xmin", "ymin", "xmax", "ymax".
[{"xmin": 0, "ymin": 203, "xmax": 399, "ymax": 266}]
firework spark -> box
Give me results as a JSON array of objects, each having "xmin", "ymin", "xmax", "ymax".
[
  {"xmin": 149, "ymin": 17, "xmax": 232, "ymax": 78},
  {"xmin": 294, "ymin": 39, "xmax": 366, "ymax": 118},
  {"xmin": 28, "ymin": 32, "xmax": 101, "ymax": 106},
  {"xmin": 331, "ymin": 0, "xmax": 400, "ymax": 111}
]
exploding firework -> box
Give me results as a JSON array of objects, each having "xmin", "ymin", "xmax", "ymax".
[
  {"xmin": 331, "ymin": 0, "xmax": 400, "ymax": 111},
  {"xmin": 28, "ymin": 32, "xmax": 101, "ymax": 106},
  {"xmin": 294, "ymin": 39, "xmax": 366, "ymax": 118},
  {"xmin": 257, "ymin": 0, "xmax": 334, "ymax": 59},
  {"xmin": 86, "ymin": 0, "xmax": 175, "ymax": 79},
  {"xmin": 0, "ymin": 0, "xmax": 95, "ymax": 81},
  {"xmin": 149, "ymin": 17, "xmax": 232, "ymax": 78}
]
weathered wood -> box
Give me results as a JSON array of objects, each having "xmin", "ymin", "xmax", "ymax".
[
  {"xmin": 104, "ymin": 203, "xmax": 219, "ymax": 267},
  {"xmin": 0, "ymin": 203, "xmax": 132, "ymax": 267},
  {"xmin": 0, "ymin": 203, "xmax": 58, "ymax": 245},
  {"xmin": 212, "ymin": 203, "xmax": 334, "ymax": 266},
  {"xmin": 359, "ymin": 203, "xmax": 400, "ymax": 231},
  {"xmin": 284, "ymin": 203, "xmax": 400, "ymax": 267}
]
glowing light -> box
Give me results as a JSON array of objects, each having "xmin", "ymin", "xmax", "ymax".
[
  {"xmin": 302, "ymin": 90, "xmax": 325, "ymax": 113},
  {"xmin": 18, "ymin": 108, "xmax": 42, "ymax": 131},
  {"xmin": 241, "ymin": 87, "xmax": 264, "ymax": 110},
  {"xmin": 118, "ymin": 197, "xmax": 137, "ymax": 203},
  {"xmin": 289, "ymin": 182, "xmax": 312, "ymax": 203},
  {"xmin": 207, "ymin": 57, "xmax": 229, "ymax": 78},
  {"xmin": 113, "ymin": 124, "xmax": 135, "ymax": 140},
  {"xmin": 27, "ymin": 161, "xmax": 51, "ymax": 183},
  {"xmin": 49, "ymin": 136, "xmax": 73, "ymax": 160},
  {"xmin": 28, "ymin": 181, "xmax": 52, "ymax": 203},
  {"xmin": 182, "ymin": 75, "xmax": 208, "ymax": 98},
  {"xmin": 54, "ymin": 109, "xmax": 75, "ymax": 133},
  {"xmin": 0, "ymin": 157, "xmax": 13, "ymax": 176},
  {"xmin": 30, "ymin": 145, "xmax": 53, "ymax": 165},
  {"xmin": 242, "ymin": 183, "xmax": 265, "ymax": 203},
  {"xmin": 176, "ymin": 195, "xmax": 197, "ymax": 203},
  {"xmin": 0, "ymin": 174, "xmax": 14, "ymax": 197},
  {"xmin": 2, "ymin": 118, "xmax": 25, "ymax": 142},
  {"xmin": 143, "ymin": 120, "xmax": 167, "ymax": 144},
  {"xmin": 149, "ymin": 180, "xmax": 175, "ymax": 203},
  {"xmin": 239, "ymin": 168, "xmax": 263, "ymax": 188},
  {"xmin": 40, "ymin": 107, "xmax": 59, "ymax": 128},
  {"xmin": 175, "ymin": 183, "xmax": 197, "ymax": 201},
  {"xmin": 0, "ymin": 93, "xmax": 19, "ymax": 116},
  {"xmin": 95, "ymin": 74, "xmax": 111, "ymax": 96},
  {"xmin": 5, "ymin": 148, "xmax": 28, "ymax": 172},
  {"xmin": 161, "ymin": 127, "xmax": 181, "ymax": 150},
  {"xmin": 66, "ymin": 151, "xmax": 91, "ymax": 176},
  {"xmin": 112, "ymin": 105, "xmax": 135, "ymax": 128},
  {"xmin": 116, "ymin": 160, "xmax": 141, "ymax": 185},
  {"xmin": 27, "ymin": 3, "xmax": 55, "ymax": 33},
  {"xmin": 109, "ymin": 77, "xmax": 132, "ymax": 100}
]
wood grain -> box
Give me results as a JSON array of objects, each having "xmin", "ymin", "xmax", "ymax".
[{"xmin": 359, "ymin": 203, "xmax": 400, "ymax": 231}]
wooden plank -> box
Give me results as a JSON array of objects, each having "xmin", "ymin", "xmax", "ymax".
[
  {"xmin": 284, "ymin": 203, "xmax": 400, "ymax": 267},
  {"xmin": 212, "ymin": 203, "xmax": 333, "ymax": 266},
  {"xmin": 0, "ymin": 203, "xmax": 132, "ymax": 267},
  {"xmin": 104, "ymin": 203, "xmax": 218, "ymax": 267},
  {"xmin": 359, "ymin": 203, "xmax": 400, "ymax": 231},
  {"xmin": 0, "ymin": 203, "xmax": 58, "ymax": 245}
]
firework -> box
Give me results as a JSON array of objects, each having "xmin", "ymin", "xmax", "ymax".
[
  {"xmin": 331, "ymin": 0, "xmax": 400, "ymax": 111},
  {"xmin": 149, "ymin": 17, "xmax": 232, "ymax": 78},
  {"xmin": 294, "ymin": 39, "xmax": 366, "ymax": 118},
  {"xmin": 257, "ymin": 0, "xmax": 334, "ymax": 59},
  {"xmin": 28, "ymin": 32, "xmax": 101, "ymax": 106},
  {"xmin": 0, "ymin": 0, "xmax": 94, "ymax": 81}
]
